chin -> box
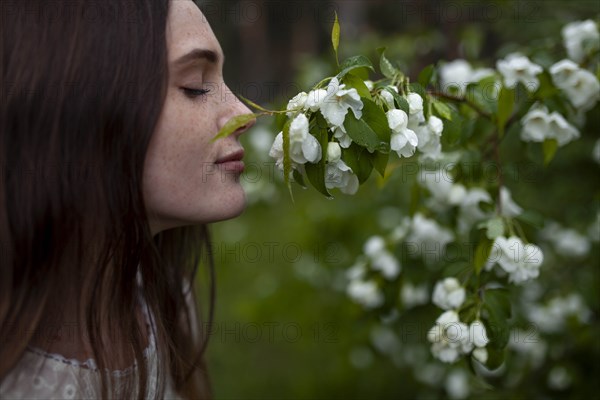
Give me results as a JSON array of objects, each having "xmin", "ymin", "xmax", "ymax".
[
  {"xmin": 194, "ymin": 182, "xmax": 246, "ymax": 224},
  {"xmin": 148, "ymin": 186, "xmax": 247, "ymax": 235}
]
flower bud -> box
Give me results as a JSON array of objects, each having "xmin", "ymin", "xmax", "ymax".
[
  {"xmin": 327, "ymin": 142, "xmax": 342, "ymax": 163},
  {"xmin": 472, "ymin": 347, "xmax": 488, "ymax": 364}
]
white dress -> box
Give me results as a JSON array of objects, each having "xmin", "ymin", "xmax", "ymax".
[{"xmin": 0, "ymin": 297, "xmax": 185, "ymax": 399}]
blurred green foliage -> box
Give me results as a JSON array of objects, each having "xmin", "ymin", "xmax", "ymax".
[{"xmin": 199, "ymin": 1, "xmax": 600, "ymax": 398}]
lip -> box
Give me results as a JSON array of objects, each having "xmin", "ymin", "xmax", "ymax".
[{"xmin": 215, "ymin": 149, "xmax": 245, "ymax": 164}]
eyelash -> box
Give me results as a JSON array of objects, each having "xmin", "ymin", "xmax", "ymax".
[{"xmin": 182, "ymin": 87, "xmax": 211, "ymax": 99}]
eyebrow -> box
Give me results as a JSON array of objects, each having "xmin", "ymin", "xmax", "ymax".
[{"xmin": 173, "ymin": 48, "xmax": 222, "ymax": 67}]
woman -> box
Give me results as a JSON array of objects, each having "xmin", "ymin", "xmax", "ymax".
[{"xmin": 0, "ymin": 0, "xmax": 254, "ymax": 398}]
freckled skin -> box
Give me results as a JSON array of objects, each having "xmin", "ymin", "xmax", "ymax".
[{"xmin": 143, "ymin": 0, "xmax": 254, "ymax": 235}]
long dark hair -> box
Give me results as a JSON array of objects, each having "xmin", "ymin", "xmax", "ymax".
[{"xmin": 1, "ymin": 0, "xmax": 213, "ymax": 398}]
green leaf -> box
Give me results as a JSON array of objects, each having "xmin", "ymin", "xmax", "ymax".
[
  {"xmin": 470, "ymin": 77, "xmax": 498, "ymax": 115},
  {"xmin": 497, "ymin": 86, "xmax": 515, "ymax": 137},
  {"xmin": 292, "ymin": 169, "xmax": 307, "ymax": 189},
  {"xmin": 515, "ymin": 209, "xmax": 544, "ymax": 229},
  {"xmin": 474, "ymin": 238, "xmax": 493, "ymax": 276},
  {"xmin": 485, "ymin": 217, "xmax": 504, "ymax": 240},
  {"xmin": 377, "ymin": 48, "xmax": 398, "ymax": 79},
  {"xmin": 485, "ymin": 347, "xmax": 505, "ymax": 370},
  {"xmin": 211, "ymin": 113, "xmax": 257, "ymax": 142},
  {"xmin": 362, "ymin": 98, "xmax": 392, "ymax": 143},
  {"xmin": 459, "ymin": 298, "xmax": 479, "ymax": 323},
  {"xmin": 483, "ymin": 288, "xmax": 511, "ymax": 350},
  {"xmin": 337, "ymin": 55, "xmax": 375, "ymax": 80},
  {"xmin": 343, "ymin": 72, "xmax": 372, "ymax": 99},
  {"xmin": 418, "ymin": 64, "xmax": 435, "ymax": 88},
  {"xmin": 443, "ymin": 261, "xmax": 472, "ymax": 279},
  {"xmin": 372, "ymin": 151, "xmax": 389, "ymax": 177},
  {"xmin": 331, "ymin": 11, "xmax": 340, "ymax": 60},
  {"xmin": 543, "ymin": 138, "xmax": 558, "ymax": 166},
  {"xmin": 536, "ymin": 71, "xmax": 559, "ymax": 99},
  {"xmin": 408, "ymin": 82, "xmax": 426, "ymax": 100},
  {"xmin": 344, "ymin": 110, "xmax": 387, "ymax": 152},
  {"xmin": 440, "ymin": 112, "xmax": 462, "ymax": 148},
  {"xmin": 342, "ymin": 143, "xmax": 374, "ymax": 184},
  {"xmin": 305, "ymin": 113, "xmax": 332, "ymax": 198},
  {"xmin": 432, "ymin": 100, "xmax": 452, "ymax": 120}
]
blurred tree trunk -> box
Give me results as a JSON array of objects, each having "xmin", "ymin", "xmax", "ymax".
[{"xmin": 238, "ymin": 0, "xmax": 270, "ymax": 102}]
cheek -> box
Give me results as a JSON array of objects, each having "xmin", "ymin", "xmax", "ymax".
[{"xmin": 144, "ymin": 96, "xmax": 213, "ymax": 196}]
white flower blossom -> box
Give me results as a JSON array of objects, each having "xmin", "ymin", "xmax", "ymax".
[
  {"xmin": 520, "ymin": 107, "xmax": 550, "ymax": 142},
  {"xmin": 457, "ymin": 188, "xmax": 492, "ymax": 233},
  {"xmin": 401, "ymin": 282, "xmax": 429, "ymax": 308},
  {"xmin": 407, "ymin": 92, "xmax": 425, "ymax": 123},
  {"xmin": 415, "ymin": 363, "xmax": 445, "ymax": 386},
  {"xmin": 364, "ymin": 80, "xmax": 374, "ymax": 91},
  {"xmin": 363, "ymin": 236, "xmax": 400, "ymax": 280},
  {"xmin": 364, "ymin": 236, "xmax": 386, "ymax": 256},
  {"xmin": 445, "ymin": 370, "xmax": 470, "ymax": 400},
  {"xmin": 285, "ymin": 91, "xmax": 308, "ymax": 117},
  {"xmin": 408, "ymin": 213, "xmax": 454, "ymax": 263},
  {"xmin": 268, "ymin": 113, "xmax": 322, "ymax": 170},
  {"xmin": 427, "ymin": 311, "xmax": 473, "ymax": 363},
  {"xmin": 370, "ymin": 326, "xmax": 400, "ymax": 355},
  {"xmin": 346, "ymin": 279, "xmax": 384, "ymax": 309},
  {"xmin": 550, "ymin": 59, "xmax": 600, "ymax": 111},
  {"xmin": 306, "ymin": 88, "xmax": 328, "ymax": 111},
  {"xmin": 526, "ymin": 293, "xmax": 593, "ymax": 335},
  {"xmin": 420, "ymin": 171, "xmax": 466, "ymax": 211},
  {"xmin": 563, "ymin": 69, "xmax": 599, "ymax": 110},
  {"xmin": 472, "ymin": 347, "xmax": 488, "ymax": 364},
  {"xmin": 325, "ymin": 159, "xmax": 359, "ymax": 195},
  {"xmin": 440, "ymin": 59, "xmax": 495, "ymax": 96},
  {"xmin": 521, "ymin": 105, "xmax": 580, "ymax": 146},
  {"xmin": 371, "ymin": 328, "xmax": 400, "ymax": 358},
  {"xmin": 547, "ymin": 111, "xmax": 580, "ymax": 145},
  {"xmin": 496, "ymin": 53, "xmax": 543, "ymax": 91},
  {"xmin": 387, "ymin": 109, "xmax": 418, "ymax": 158},
  {"xmin": 432, "ymin": 278, "xmax": 466, "ymax": 310},
  {"xmin": 548, "ymin": 366, "xmax": 572, "ymax": 391},
  {"xmin": 469, "ymin": 320, "xmax": 489, "ymax": 348},
  {"xmin": 326, "ymin": 142, "xmax": 341, "ymax": 163},
  {"xmin": 415, "ymin": 115, "xmax": 444, "ymax": 158},
  {"xmin": 379, "ymin": 85, "xmax": 398, "ymax": 109},
  {"xmin": 486, "ymin": 236, "xmax": 543, "ymax": 284},
  {"xmin": 562, "ymin": 19, "xmax": 600, "ymax": 63},
  {"xmin": 345, "ymin": 260, "xmax": 367, "ymax": 281},
  {"xmin": 311, "ymin": 77, "xmax": 364, "ymax": 128},
  {"xmin": 499, "ymin": 186, "xmax": 523, "ymax": 217},
  {"xmin": 332, "ymin": 125, "xmax": 352, "ymax": 148},
  {"xmin": 380, "ymin": 90, "xmax": 395, "ymax": 109},
  {"xmin": 549, "ymin": 59, "xmax": 580, "ymax": 86},
  {"xmin": 390, "ymin": 217, "xmax": 412, "ymax": 242},
  {"xmin": 541, "ymin": 222, "xmax": 590, "ymax": 258},
  {"xmin": 554, "ymin": 230, "xmax": 590, "ymax": 258}
]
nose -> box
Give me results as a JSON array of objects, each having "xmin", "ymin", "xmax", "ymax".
[{"xmin": 218, "ymin": 84, "xmax": 256, "ymax": 138}]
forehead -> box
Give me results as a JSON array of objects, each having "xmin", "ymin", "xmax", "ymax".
[{"xmin": 166, "ymin": 0, "xmax": 222, "ymax": 62}]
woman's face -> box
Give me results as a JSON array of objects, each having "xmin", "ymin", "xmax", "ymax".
[{"xmin": 143, "ymin": 0, "xmax": 254, "ymax": 235}]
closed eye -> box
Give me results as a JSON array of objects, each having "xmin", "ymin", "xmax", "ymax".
[{"xmin": 181, "ymin": 87, "xmax": 211, "ymax": 98}]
